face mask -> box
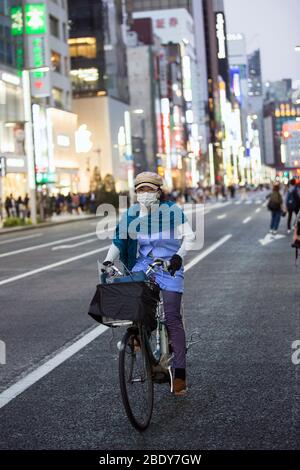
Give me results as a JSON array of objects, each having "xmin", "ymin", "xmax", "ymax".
[{"xmin": 137, "ymin": 192, "xmax": 158, "ymax": 207}]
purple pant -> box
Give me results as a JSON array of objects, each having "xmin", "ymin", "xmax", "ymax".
[{"xmin": 162, "ymin": 290, "xmax": 186, "ymax": 369}]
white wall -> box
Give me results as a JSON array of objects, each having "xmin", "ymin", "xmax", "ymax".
[{"xmin": 72, "ymin": 96, "xmax": 131, "ymax": 192}]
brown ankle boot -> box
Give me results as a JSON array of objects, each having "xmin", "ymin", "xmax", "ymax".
[{"xmin": 173, "ymin": 377, "xmax": 187, "ymax": 396}]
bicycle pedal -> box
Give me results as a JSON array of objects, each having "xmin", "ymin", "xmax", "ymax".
[{"xmin": 152, "ymin": 365, "xmax": 170, "ymax": 384}]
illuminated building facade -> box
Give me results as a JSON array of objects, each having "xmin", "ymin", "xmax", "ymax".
[
  {"xmin": 68, "ymin": 0, "xmax": 129, "ymax": 103},
  {"xmin": 68, "ymin": 0, "xmax": 133, "ymax": 193},
  {"xmin": 264, "ymin": 101, "xmax": 300, "ymax": 177}
]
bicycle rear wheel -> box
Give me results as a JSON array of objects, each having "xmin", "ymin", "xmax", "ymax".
[{"xmin": 119, "ymin": 328, "xmax": 153, "ymax": 431}]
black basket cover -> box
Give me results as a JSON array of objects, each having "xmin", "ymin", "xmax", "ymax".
[{"xmin": 88, "ymin": 281, "xmax": 159, "ymax": 330}]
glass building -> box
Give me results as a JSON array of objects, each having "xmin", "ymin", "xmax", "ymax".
[
  {"xmin": 68, "ymin": 0, "xmax": 129, "ymax": 103},
  {"xmin": 248, "ymin": 50, "xmax": 263, "ymax": 97}
]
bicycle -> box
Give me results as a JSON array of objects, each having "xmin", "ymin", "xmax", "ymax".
[{"xmin": 100, "ymin": 259, "xmax": 177, "ymax": 432}]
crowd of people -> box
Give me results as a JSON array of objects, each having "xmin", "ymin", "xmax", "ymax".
[
  {"xmin": 2, "ymin": 194, "xmax": 30, "ymax": 220},
  {"xmin": 48, "ymin": 192, "xmax": 97, "ymax": 217},
  {"xmin": 0, "ymin": 192, "xmax": 96, "ymax": 223},
  {"xmin": 168, "ymin": 182, "xmax": 268, "ymax": 204},
  {"xmin": 1, "ymin": 181, "xmax": 299, "ymax": 231},
  {"xmin": 267, "ymin": 179, "xmax": 300, "ymax": 236}
]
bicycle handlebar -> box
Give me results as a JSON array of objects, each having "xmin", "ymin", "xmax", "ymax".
[
  {"xmin": 100, "ymin": 258, "xmax": 171, "ymax": 279},
  {"xmin": 145, "ymin": 259, "xmax": 170, "ymax": 276},
  {"xmin": 100, "ymin": 263, "xmax": 123, "ymax": 276}
]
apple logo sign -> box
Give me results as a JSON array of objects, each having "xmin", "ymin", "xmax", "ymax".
[{"xmin": 75, "ymin": 124, "xmax": 93, "ymax": 153}]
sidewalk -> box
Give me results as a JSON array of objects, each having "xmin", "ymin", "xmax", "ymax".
[{"xmin": 0, "ymin": 213, "xmax": 97, "ymax": 236}]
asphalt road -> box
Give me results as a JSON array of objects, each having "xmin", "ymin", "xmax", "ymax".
[{"xmin": 0, "ymin": 192, "xmax": 299, "ymax": 450}]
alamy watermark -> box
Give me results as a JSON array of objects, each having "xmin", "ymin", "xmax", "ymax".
[
  {"xmin": 94, "ymin": 196, "xmax": 204, "ymax": 251},
  {"xmin": 291, "ymin": 340, "xmax": 300, "ymax": 365},
  {"xmin": 0, "ymin": 340, "xmax": 6, "ymax": 365}
]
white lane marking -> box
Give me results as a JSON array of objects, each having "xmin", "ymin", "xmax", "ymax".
[
  {"xmin": 243, "ymin": 217, "xmax": 252, "ymax": 224},
  {"xmin": 52, "ymin": 238, "xmax": 97, "ymax": 250},
  {"xmin": 245, "ymin": 200, "xmax": 253, "ymax": 205},
  {"xmin": 0, "ymin": 325, "xmax": 108, "ymax": 409},
  {"xmin": 0, "ymin": 215, "xmax": 118, "ymax": 258},
  {"xmin": 259, "ymin": 233, "xmax": 286, "ymax": 246},
  {"xmin": 204, "ymin": 201, "xmax": 232, "ymax": 211},
  {"xmin": 53, "ymin": 227, "xmax": 114, "ymax": 249},
  {"xmin": 185, "ymin": 234, "xmax": 232, "ymax": 271},
  {"xmin": 0, "ymin": 231, "xmax": 96, "ymax": 258},
  {"xmin": 217, "ymin": 214, "xmax": 227, "ymax": 220},
  {"xmin": 0, "ymin": 234, "xmax": 232, "ymax": 410},
  {"xmin": 235, "ymin": 200, "xmax": 242, "ymax": 205},
  {"xmin": 0, "ymin": 233, "xmax": 43, "ymax": 246},
  {"xmin": 255, "ymin": 200, "xmax": 262, "ymax": 204},
  {"xmin": 255, "ymin": 208, "xmax": 261, "ymax": 214},
  {"xmin": 0, "ymin": 245, "xmax": 110, "ymax": 287}
]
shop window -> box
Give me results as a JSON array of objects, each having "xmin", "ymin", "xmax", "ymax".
[
  {"xmin": 52, "ymin": 87, "xmax": 63, "ymax": 108},
  {"xmin": 51, "ymin": 51, "xmax": 62, "ymax": 73},
  {"xmin": 70, "ymin": 68, "xmax": 99, "ymax": 92},
  {"xmin": 69, "ymin": 37, "xmax": 97, "ymax": 59},
  {"xmin": 50, "ymin": 15, "xmax": 60, "ymax": 38}
]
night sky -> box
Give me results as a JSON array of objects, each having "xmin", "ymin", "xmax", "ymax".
[{"xmin": 224, "ymin": 0, "xmax": 300, "ymax": 82}]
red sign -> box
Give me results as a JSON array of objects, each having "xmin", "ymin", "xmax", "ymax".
[
  {"xmin": 156, "ymin": 19, "xmax": 165, "ymax": 29},
  {"xmin": 156, "ymin": 17, "xmax": 178, "ymax": 29}
]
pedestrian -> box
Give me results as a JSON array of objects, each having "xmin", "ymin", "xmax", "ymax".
[
  {"xmin": 267, "ymin": 183, "xmax": 284, "ymax": 235},
  {"xmin": 285, "ymin": 179, "xmax": 300, "ymax": 234},
  {"xmin": 215, "ymin": 184, "xmax": 220, "ymax": 201},
  {"xmin": 10, "ymin": 194, "xmax": 16, "ymax": 217},
  {"xmin": 196, "ymin": 183, "xmax": 204, "ymax": 203},
  {"xmin": 221, "ymin": 184, "xmax": 227, "ymax": 201},
  {"xmin": 17, "ymin": 196, "xmax": 25, "ymax": 220},
  {"xmin": 90, "ymin": 191, "xmax": 96, "ymax": 214},
  {"xmin": 229, "ymin": 184, "xmax": 236, "ymax": 199},
  {"xmin": 20, "ymin": 197, "xmax": 26, "ymax": 220},
  {"xmin": 5, "ymin": 196, "xmax": 12, "ymax": 218},
  {"xmin": 24, "ymin": 193, "xmax": 30, "ymax": 218},
  {"xmin": 66, "ymin": 192, "xmax": 72, "ymax": 214},
  {"xmin": 79, "ymin": 193, "xmax": 86, "ymax": 212},
  {"xmin": 72, "ymin": 193, "xmax": 80, "ymax": 214}
]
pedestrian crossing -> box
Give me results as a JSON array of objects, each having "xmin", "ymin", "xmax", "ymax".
[
  {"xmin": 234, "ymin": 198, "xmax": 264, "ymax": 205},
  {"xmin": 203, "ymin": 198, "xmax": 264, "ymax": 215}
]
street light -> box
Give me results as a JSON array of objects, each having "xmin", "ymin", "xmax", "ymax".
[
  {"xmin": 22, "ymin": 66, "xmax": 50, "ymax": 225},
  {"xmin": 295, "ymin": 46, "xmax": 300, "ymax": 52}
]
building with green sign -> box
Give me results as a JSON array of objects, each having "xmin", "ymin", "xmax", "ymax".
[{"xmin": 11, "ymin": 0, "xmax": 71, "ymax": 110}]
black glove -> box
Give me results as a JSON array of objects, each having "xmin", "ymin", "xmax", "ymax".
[
  {"xmin": 101, "ymin": 260, "xmax": 113, "ymax": 273},
  {"xmin": 103, "ymin": 261, "xmax": 113, "ymax": 266},
  {"xmin": 168, "ymin": 254, "xmax": 182, "ymax": 276}
]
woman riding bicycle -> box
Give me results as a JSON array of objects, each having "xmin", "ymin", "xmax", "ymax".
[{"xmin": 102, "ymin": 172, "xmax": 195, "ymax": 396}]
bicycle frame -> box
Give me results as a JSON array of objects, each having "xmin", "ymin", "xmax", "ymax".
[{"xmin": 102, "ymin": 259, "xmax": 175, "ymax": 386}]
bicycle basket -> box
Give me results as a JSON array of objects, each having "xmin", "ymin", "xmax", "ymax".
[{"xmin": 88, "ymin": 281, "xmax": 159, "ymax": 329}]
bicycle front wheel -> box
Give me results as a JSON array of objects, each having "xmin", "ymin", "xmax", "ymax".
[{"xmin": 119, "ymin": 328, "xmax": 153, "ymax": 432}]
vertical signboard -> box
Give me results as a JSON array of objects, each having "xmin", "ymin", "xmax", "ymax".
[
  {"xmin": 215, "ymin": 12, "xmax": 230, "ymax": 100},
  {"xmin": 11, "ymin": 6, "xmax": 24, "ymax": 36},
  {"xmin": 159, "ymin": 48, "xmax": 168, "ymax": 98},
  {"xmin": 10, "ymin": 3, "xmax": 50, "ymax": 97},
  {"xmin": 24, "ymin": 3, "xmax": 47, "ymax": 35}
]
